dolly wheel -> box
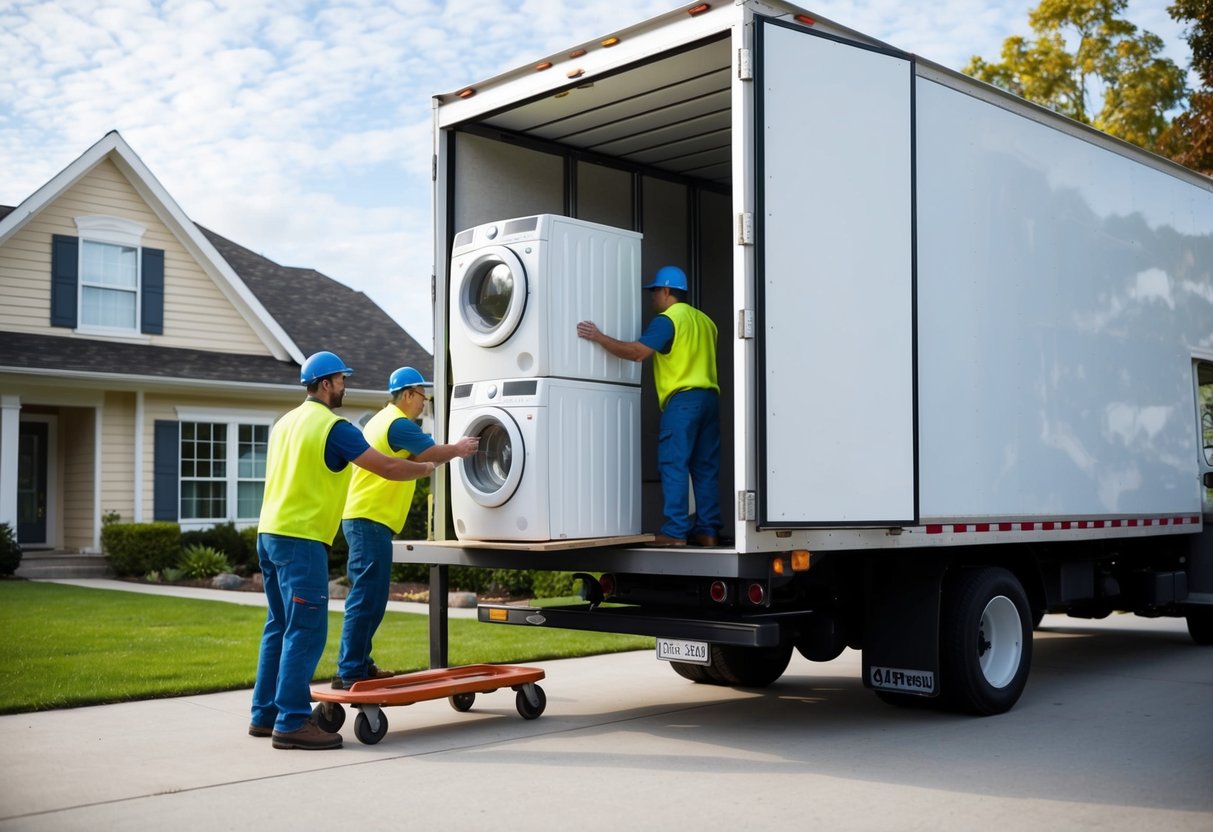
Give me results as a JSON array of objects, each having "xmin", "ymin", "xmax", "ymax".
[
  {"xmin": 354, "ymin": 708, "xmax": 388, "ymax": 744},
  {"xmin": 515, "ymin": 684, "xmax": 546, "ymax": 720},
  {"xmin": 312, "ymin": 701, "xmax": 345, "ymax": 733},
  {"xmin": 450, "ymin": 692, "xmax": 476, "ymax": 712}
]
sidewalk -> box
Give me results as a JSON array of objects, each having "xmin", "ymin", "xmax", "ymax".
[{"xmin": 37, "ymin": 577, "xmax": 479, "ymax": 617}]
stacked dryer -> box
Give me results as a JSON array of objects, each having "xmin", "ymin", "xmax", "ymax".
[{"xmin": 447, "ymin": 214, "xmax": 643, "ymax": 541}]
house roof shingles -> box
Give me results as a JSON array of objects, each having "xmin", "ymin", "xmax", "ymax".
[{"xmin": 0, "ymin": 205, "xmax": 433, "ymax": 392}]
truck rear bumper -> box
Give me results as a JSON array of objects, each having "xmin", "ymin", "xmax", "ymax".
[{"xmin": 478, "ymin": 603, "xmax": 808, "ymax": 647}]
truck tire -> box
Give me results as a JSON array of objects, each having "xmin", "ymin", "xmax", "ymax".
[
  {"xmin": 940, "ymin": 566, "xmax": 1032, "ymax": 715},
  {"xmin": 708, "ymin": 642, "xmax": 792, "ymax": 688},
  {"xmin": 1187, "ymin": 608, "xmax": 1213, "ymax": 645},
  {"xmin": 669, "ymin": 661, "xmax": 716, "ymax": 683}
]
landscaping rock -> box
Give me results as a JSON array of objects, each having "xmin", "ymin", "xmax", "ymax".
[
  {"xmin": 250, "ymin": 572, "xmax": 263, "ymax": 592},
  {"xmin": 328, "ymin": 580, "xmax": 348, "ymax": 600},
  {"xmin": 211, "ymin": 572, "xmax": 244, "ymax": 590},
  {"xmin": 448, "ymin": 591, "xmax": 478, "ymax": 608}
]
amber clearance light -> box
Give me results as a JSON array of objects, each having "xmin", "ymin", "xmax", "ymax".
[
  {"xmin": 794, "ymin": 14, "xmax": 816, "ymax": 26},
  {"xmin": 535, "ymin": 61, "xmax": 553, "ymax": 71},
  {"xmin": 456, "ymin": 87, "xmax": 475, "ymax": 99},
  {"xmin": 688, "ymin": 3, "xmax": 710, "ymax": 16},
  {"xmin": 601, "ymin": 36, "xmax": 620, "ymax": 47}
]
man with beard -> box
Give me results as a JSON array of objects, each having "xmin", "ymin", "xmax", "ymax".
[{"xmin": 249, "ymin": 351, "xmax": 436, "ymax": 750}]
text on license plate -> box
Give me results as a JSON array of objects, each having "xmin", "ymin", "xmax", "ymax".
[{"xmin": 656, "ymin": 638, "xmax": 710, "ymax": 665}]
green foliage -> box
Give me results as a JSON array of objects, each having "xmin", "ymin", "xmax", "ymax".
[
  {"xmin": 180, "ymin": 523, "xmax": 252, "ymax": 572},
  {"xmin": 177, "ymin": 545, "xmax": 231, "ymax": 580},
  {"xmin": 530, "ymin": 570, "xmax": 586, "ymax": 599},
  {"xmin": 0, "ymin": 522, "xmax": 22, "ymax": 576},
  {"xmin": 101, "ymin": 522, "xmax": 181, "ymax": 577},
  {"xmin": 1157, "ymin": 0, "xmax": 1213, "ymax": 173},
  {"xmin": 400, "ymin": 479, "xmax": 432, "ymax": 541},
  {"xmin": 965, "ymin": 0, "xmax": 1186, "ymax": 150}
]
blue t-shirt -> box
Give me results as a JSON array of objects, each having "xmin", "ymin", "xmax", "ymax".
[
  {"xmin": 387, "ymin": 417, "xmax": 436, "ymax": 456},
  {"xmin": 324, "ymin": 419, "xmax": 371, "ymax": 472},
  {"xmin": 638, "ymin": 315, "xmax": 675, "ymax": 354}
]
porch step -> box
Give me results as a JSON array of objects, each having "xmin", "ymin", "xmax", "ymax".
[{"xmin": 15, "ymin": 553, "xmax": 114, "ymax": 579}]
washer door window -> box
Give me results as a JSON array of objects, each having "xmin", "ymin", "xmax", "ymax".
[
  {"xmin": 458, "ymin": 246, "xmax": 527, "ymax": 348},
  {"xmin": 458, "ymin": 408, "xmax": 525, "ymax": 507}
]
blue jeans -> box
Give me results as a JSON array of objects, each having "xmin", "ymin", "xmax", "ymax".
[
  {"xmin": 657, "ymin": 388, "xmax": 722, "ymax": 540},
  {"xmin": 337, "ymin": 518, "xmax": 393, "ymax": 683},
  {"xmin": 250, "ymin": 534, "xmax": 330, "ymax": 733}
]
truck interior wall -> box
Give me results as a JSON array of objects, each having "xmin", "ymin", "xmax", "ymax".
[
  {"xmin": 448, "ymin": 129, "xmax": 736, "ymax": 537},
  {"xmin": 914, "ymin": 77, "xmax": 1213, "ymax": 521}
]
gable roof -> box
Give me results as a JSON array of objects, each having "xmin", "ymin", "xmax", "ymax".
[
  {"xmin": 0, "ymin": 137, "xmax": 432, "ymax": 394},
  {"xmin": 0, "ymin": 131, "xmax": 302, "ymax": 364}
]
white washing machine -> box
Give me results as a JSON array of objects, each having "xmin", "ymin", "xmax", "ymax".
[
  {"xmin": 448, "ymin": 377, "xmax": 641, "ymax": 541},
  {"xmin": 449, "ymin": 214, "xmax": 643, "ymax": 385}
]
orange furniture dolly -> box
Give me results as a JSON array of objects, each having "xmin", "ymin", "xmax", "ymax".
[{"xmin": 309, "ymin": 664, "xmax": 547, "ymax": 745}]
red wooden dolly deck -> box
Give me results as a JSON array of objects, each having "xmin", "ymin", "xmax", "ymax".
[{"xmin": 309, "ymin": 664, "xmax": 547, "ymax": 745}]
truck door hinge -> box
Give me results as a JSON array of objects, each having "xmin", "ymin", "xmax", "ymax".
[
  {"xmin": 737, "ymin": 309, "xmax": 755, "ymax": 339},
  {"xmin": 737, "ymin": 212, "xmax": 754, "ymax": 246},
  {"xmin": 432, "ymin": 154, "xmax": 438, "ymax": 182},
  {"xmin": 737, "ymin": 48, "xmax": 753, "ymax": 81},
  {"xmin": 738, "ymin": 491, "xmax": 757, "ymax": 521},
  {"xmin": 431, "ymin": 271, "xmax": 436, "ymax": 303}
]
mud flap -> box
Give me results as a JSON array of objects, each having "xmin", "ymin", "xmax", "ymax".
[{"xmin": 861, "ymin": 557, "xmax": 946, "ymax": 697}]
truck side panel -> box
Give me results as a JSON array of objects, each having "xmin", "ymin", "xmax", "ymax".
[{"xmin": 915, "ymin": 77, "xmax": 1212, "ymax": 521}]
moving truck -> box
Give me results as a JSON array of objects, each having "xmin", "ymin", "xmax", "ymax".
[{"xmin": 399, "ymin": 0, "xmax": 1213, "ymax": 714}]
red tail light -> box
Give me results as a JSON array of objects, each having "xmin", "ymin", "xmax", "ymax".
[
  {"xmin": 746, "ymin": 582, "xmax": 766, "ymax": 605},
  {"xmin": 709, "ymin": 580, "xmax": 728, "ymax": 603}
]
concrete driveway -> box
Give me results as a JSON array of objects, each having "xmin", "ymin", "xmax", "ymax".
[{"xmin": 0, "ymin": 613, "xmax": 1209, "ymax": 831}]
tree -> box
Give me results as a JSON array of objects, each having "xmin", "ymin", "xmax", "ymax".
[
  {"xmin": 965, "ymin": 0, "xmax": 1187, "ymax": 152},
  {"xmin": 1156, "ymin": 0, "xmax": 1213, "ymax": 173}
]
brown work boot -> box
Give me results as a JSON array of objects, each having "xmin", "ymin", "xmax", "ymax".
[
  {"xmin": 688, "ymin": 532, "xmax": 719, "ymax": 547},
  {"xmin": 647, "ymin": 534, "xmax": 687, "ymax": 548},
  {"xmin": 366, "ymin": 663, "xmax": 395, "ymax": 679},
  {"xmin": 248, "ymin": 723, "xmax": 273, "ymax": 738},
  {"xmin": 271, "ymin": 718, "xmax": 342, "ymax": 750}
]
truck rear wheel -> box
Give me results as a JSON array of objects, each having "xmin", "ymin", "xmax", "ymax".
[
  {"xmin": 708, "ymin": 642, "xmax": 792, "ymax": 688},
  {"xmin": 940, "ymin": 567, "xmax": 1032, "ymax": 715},
  {"xmin": 669, "ymin": 661, "xmax": 716, "ymax": 683},
  {"xmin": 1187, "ymin": 608, "xmax": 1213, "ymax": 645}
]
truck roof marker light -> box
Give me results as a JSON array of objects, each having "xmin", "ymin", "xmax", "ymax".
[
  {"xmin": 535, "ymin": 61, "xmax": 553, "ymax": 71},
  {"xmin": 569, "ymin": 48, "xmax": 587, "ymax": 58},
  {"xmin": 688, "ymin": 3, "xmax": 710, "ymax": 16},
  {"xmin": 791, "ymin": 550, "xmax": 811, "ymax": 571},
  {"xmin": 794, "ymin": 14, "xmax": 816, "ymax": 26},
  {"xmin": 456, "ymin": 87, "xmax": 475, "ymax": 99},
  {"xmin": 601, "ymin": 36, "xmax": 620, "ymax": 47},
  {"xmin": 567, "ymin": 68, "xmax": 585, "ymax": 79}
]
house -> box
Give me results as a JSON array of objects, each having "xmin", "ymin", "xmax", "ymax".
[{"xmin": 0, "ymin": 131, "xmax": 432, "ymax": 555}]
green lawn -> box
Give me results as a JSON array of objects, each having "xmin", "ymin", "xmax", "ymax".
[{"xmin": 0, "ymin": 581, "xmax": 652, "ymax": 714}]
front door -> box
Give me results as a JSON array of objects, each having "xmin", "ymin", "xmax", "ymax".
[{"xmin": 17, "ymin": 421, "xmax": 48, "ymax": 545}]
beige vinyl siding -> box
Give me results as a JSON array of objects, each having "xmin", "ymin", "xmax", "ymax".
[
  {"xmin": 0, "ymin": 158, "xmax": 272, "ymax": 355},
  {"xmin": 60, "ymin": 406, "xmax": 95, "ymax": 551},
  {"xmin": 100, "ymin": 391, "xmax": 135, "ymax": 523}
]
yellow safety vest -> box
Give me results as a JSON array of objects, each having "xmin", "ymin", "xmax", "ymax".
[
  {"xmin": 653, "ymin": 302, "xmax": 719, "ymax": 410},
  {"xmin": 343, "ymin": 404, "xmax": 420, "ymax": 533},
  {"xmin": 258, "ymin": 400, "xmax": 353, "ymax": 544}
]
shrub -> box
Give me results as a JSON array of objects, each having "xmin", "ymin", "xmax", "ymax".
[
  {"xmin": 181, "ymin": 522, "xmax": 252, "ymax": 571},
  {"xmin": 178, "ymin": 545, "xmax": 231, "ymax": 580},
  {"xmin": 0, "ymin": 522, "xmax": 22, "ymax": 576},
  {"xmin": 531, "ymin": 570, "xmax": 586, "ymax": 599},
  {"xmin": 102, "ymin": 522, "xmax": 180, "ymax": 577}
]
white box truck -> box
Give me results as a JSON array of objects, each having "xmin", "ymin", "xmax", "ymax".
[{"xmin": 399, "ymin": 0, "xmax": 1213, "ymax": 714}]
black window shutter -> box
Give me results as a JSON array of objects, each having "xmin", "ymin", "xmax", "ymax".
[
  {"xmin": 153, "ymin": 420, "xmax": 180, "ymax": 521},
  {"xmin": 50, "ymin": 235, "xmax": 79, "ymax": 328},
  {"xmin": 141, "ymin": 247, "xmax": 164, "ymax": 335}
]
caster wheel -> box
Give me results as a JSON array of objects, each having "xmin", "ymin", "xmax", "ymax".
[
  {"xmin": 515, "ymin": 685, "xmax": 546, "ymax": 720},
  {"xmin": 354, "ymin": 708, "xmax": 388, "ymax": 744},
  {"xmin": 450, "ymin": 692, "xmax": 476, "ymax": 712},
  {"xmin": 312, "ymin": 701, "xmax": 345, "ymax": 732}
]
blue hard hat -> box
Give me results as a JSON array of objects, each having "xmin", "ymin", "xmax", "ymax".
[
  {"xmin": 388, "ymin": 366, "xmax": 433, "ymax": 393},
  {"xmin": 642, "ymin": 265, "xmax": 688, "ymax": 291},
  {"xmin": 300, "ymin": 351, "xmax": 353, "ymax": 385}
]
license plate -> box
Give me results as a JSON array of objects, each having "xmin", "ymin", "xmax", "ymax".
[{"xmin": 656, "ymin": 638, "xmax": 710, "ymax": 665}]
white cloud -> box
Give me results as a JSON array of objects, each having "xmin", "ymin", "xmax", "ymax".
[{"xmin": 0, "ymin": 0, "xmax": 1196, "ymax": 353}]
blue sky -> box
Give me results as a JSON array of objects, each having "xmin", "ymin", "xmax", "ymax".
[{"xmin": 0, "ymin": 0, "xmax": 1191, "ymax": 350}]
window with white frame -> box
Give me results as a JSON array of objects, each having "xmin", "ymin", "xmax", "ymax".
[
  {"xmin": 75, "ymin": 215, "xmax": 146, "ymax": 333},
  {"xmin": 179, "ymin": 419, "xmax": 269, "ymax": 524}
]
